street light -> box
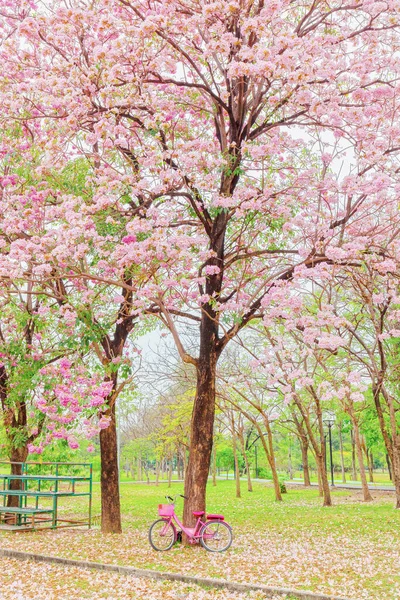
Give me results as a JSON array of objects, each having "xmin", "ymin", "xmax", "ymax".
[{"xmin": 323, "ymin": 414, "xmax": 335, "ymax": 487}]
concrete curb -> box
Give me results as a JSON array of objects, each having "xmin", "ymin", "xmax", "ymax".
[{"xmin": 0, "ymin": 547, "xmax": 350, "ymax": 600}]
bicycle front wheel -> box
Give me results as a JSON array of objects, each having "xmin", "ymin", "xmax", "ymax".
[
  {"xmin": 149, "ymin": 518, "xmax": 177, "ymax": 551},
  {"xmin": 200, "ymin": 520, "xmax": 233, "ymax": 552}
]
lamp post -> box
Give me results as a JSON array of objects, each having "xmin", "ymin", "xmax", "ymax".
[{"xmin": 323, "ymin": 415, "xmax": 335, "ymax": 487}]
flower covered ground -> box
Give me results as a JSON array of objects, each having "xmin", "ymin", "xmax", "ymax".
[
  {"xmin": 1, "ymin": 481, "xmax": 399, "ymax": 599},
  {"xmin": 0, "ymin": 556, "xmax": 278, "ymax": 600}
]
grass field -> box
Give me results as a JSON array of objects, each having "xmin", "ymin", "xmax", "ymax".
[{"xmin": 1, "ymin": 480, "xmax": 399, "ymax": 599}]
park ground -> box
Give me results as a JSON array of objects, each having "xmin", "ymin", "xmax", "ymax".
[{"xmin": 0, "ymin": 480, "xmax": 399, "ymax": 599}]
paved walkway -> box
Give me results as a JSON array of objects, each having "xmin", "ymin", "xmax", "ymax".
[{"xmin": 284, "ymin": 479, "xmax": 395, "ymax": 491}]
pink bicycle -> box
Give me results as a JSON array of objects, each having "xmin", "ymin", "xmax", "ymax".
[{"xmin": 149, "ymin": 494, "xmax": 233, "ymax": 552}]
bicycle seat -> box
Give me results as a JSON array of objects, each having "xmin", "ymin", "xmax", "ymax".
[
  {"xmin": 192, "ymin": 510, "xmax": 205, "ymax": 517},
  {"xmin": 207, "ymin": 514, "xmax": 224, "ymax": 520}
]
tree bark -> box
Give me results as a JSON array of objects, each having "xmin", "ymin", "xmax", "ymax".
[
  {"xmin": 351, "ymin": 419, "xmax": 373, "ymax": 502},
  {"xmin": 168, "ymin": 458, "xmax": 173, "ymax": 488},
  {"xmin": 382, "ymin": 387, "xmax": 400, "ymax": 508},
  {"xmin": 386, "ymin": 454, "xmax": 392, "ymax": 481},
  {"xmin": 292, "ymin": 410, "xmax": 311, "ymax": 486},
  {"xmin": 212, "ymin": 445, "xmax": 217, "ymax": 487},
  {"xmin": 256, "ymin": 426, "xmax": 282, "ymax": 502},
  {"xmin": 182, "ymin": 448, "xmax": 187, "ymax": 481},
  {"xmin": 238, "ymin": 430, "xmax": 252, "ymax": 492},
  {"xmin": 351, "ymin": 429, "xmax": 357, "ymax": 481},
  {"xmin": 288, "ymin": 437, "xmax": 294, "ymax": 480},
  {"xmin": 231, "ymin": 417, "xmax": 241, "ymax": 498},
  {"xmin": 293, "ymin": 391, "xmax": 331, "ymax": 505},
  {"xmin": 338, "ymin": 425, "xmax": 346, "ymax": 484},
  {"xmin": 7, "ymin": 446, "xmax": 29, "ymax": 508},
  {"xmin": 155, "ymin": 461, "xmax": 160, "ymax": 486},
  {"xmin": 300, "ymin": 437, "xmax": 311, "ymax": 486},
  {"xmin": 315, "ymin": 451, "xmax": 332, "ymax": 506},
  {"xmin": 368, "ymin": 451, "xmax": 374, "ymax": 483},
  {"xmin": 99, "ymin": 402, "xmax": 122, "ymax": 533},
  {"xmin": 183, "ymin": 349, "xmax": 217, "ymax": 526}
]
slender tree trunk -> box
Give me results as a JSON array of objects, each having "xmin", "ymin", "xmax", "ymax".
[
  {"xmin": 382, "ymin": 388, "xmax": 400, "ymax": 508},
  {"xmin": 351, "ymin": 429, "xmax": 357, "ymax": 481},
  {"xmin": 177, "ymin": 452, "xmax": 181, "ymax": 480},
  {"xmin": 291, "ymin": 411, "xmax": 311, "ymax": 486},
  {"xmin": 212, "ymin": 445, "xmax": 217, "ymax": 487},
  {"xmin": 155, "ymin": 461, "xmax": 160, "ymax": 486},
  {"xmin": 391, "ymin": 444, "xmax": 400, "ymax": 509},
  {"xmin": 368, "ymin": 451, "xmax": 374, "ymax": 483},
  {"xmin": 168, "ymin": 459, "xmax": 173, "ymax": 488},
  {"xmin": 386, "ymin": 454, "xmax": 392, "ymax": 481},
  {"xmin": 288, "ymin": 437, "xmax": 293, "ymax": 480},
  {"xmin": 257, "ymin": 429, "xmax": 282, "ymax": 501},
  {"xmin": 352, "ymin": 418, "xmax": 373, "ymax": 502},
  {"xmin": 182, "ymin": 448, "xmax": 187, "ymax": 480},
  {"xmin": 231, "ymin": 419, "xmax": 241, "ymax": 498},
  {"xmin": 315, "ymin": 452, "xmax": 332, "ymax": 506},
  {"xmin": 238, "ymin": 431, "xmax": 252, "ymax": 492},
  {"xmin": 99, "ymin": 402, "xmax": 122, "ymax": 533},
  {"xmin": 293, "ymin": 392, "xmax": 331, "ymax": 505},
  {"xmin": 338, "ymin": 426, "xmax": 346, "ymax": 484},
  {"xmin": 316, "ymin": 460, "xmax": 323, "ymax": 497},
  {"xmin": 300, "ymin": 437, "xmax": 311, "ymax": 486}
]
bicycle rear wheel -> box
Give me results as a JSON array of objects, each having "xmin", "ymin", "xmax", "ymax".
[
  {"xmin": 149, "ymin": 518, "xmax": 176, "ymax": 551},
  {"xmin": 200, "ymin": 520, "xmax": 232, "ymax": 552}
]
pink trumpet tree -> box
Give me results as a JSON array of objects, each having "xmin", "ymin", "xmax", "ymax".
[{"xmin": 2, "ymin": 0, "xmax": 400, "ymax": 524}]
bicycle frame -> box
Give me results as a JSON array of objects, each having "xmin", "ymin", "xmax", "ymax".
[{"xmin": 161, "ymin": 510, "xmax": 205, "ymax": 541}]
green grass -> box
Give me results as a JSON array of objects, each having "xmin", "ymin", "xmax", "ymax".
[{"xmin": 33, "ymin": 477, "xmax": 400, "ymax": 541}]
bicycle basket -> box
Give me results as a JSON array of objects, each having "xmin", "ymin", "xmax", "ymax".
[{"xmin": 158, "ymin": 504, "xmax": 174, "ymax": 517}]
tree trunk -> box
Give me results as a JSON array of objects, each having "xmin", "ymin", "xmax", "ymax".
[
  {"xmin": 168, "ymin": 459, "xmax": 173, "ymax": 488},
  {"xmin": 183, "ymin": 350, "xmax": 217, "ymax": 527},
  {"xmin": 300, "ymin": 437, "xmax": 311, "ymax": 486},
  {"xmin": 293, "ymin": 389, "xmax": 331, "ymax": 505},
  {"xmin": 99, "ymin": 403, "xmax": 122, "ymax": 533},
  {"xmin": 315, "ymin": 452, "xmax": 332, "ymax": 506},
  {"xmin": 351, "ymin": 429, "xmax": 357, "ymax": 481},
  {"xmin": 391, "ymin": 442, "xmax": 400, "ymax": 509},
  {"xmin": 182, "ymin": 448, "xmax": 187, "ymax": 480},
  {"xmin": 316, "ymin": 460, "xmax": 324, "ymax": 497},
  {"xmin": 257, "ymin": 428, "xmax": 282, "ymax": 502},
  {"xmin": 238, "ymin": 430, "xmax": 252, "ymax": 492},
  {"xmin": 177, "ymin": 453, "xmax": 181, "ymax": 480},
  {"xmin": 368, "ymin": 451, "xmax": 374, "ymax": 483},
  {"xmin": 382, "ymin": 388, "xmax": 400, "ymax": 508},
  {"xmin": 231, "ymin": 420, "xmax": 241, "ymax": 498},
  {"xmin": 212, "ymin": 445, "xmax": 217, "ymax": 487},
  {"xmin": 288, "ymin": 438, "xmax": 293, "ymax": 480},
  {"xmin": 386, "ymin": 454, "xmax": 392, "ymax": 481},
  {"xmin": 7, "ymin": 446, "xmax": 29, "ymax": 508},
  {"xmin": 352, "ymin": 419, "xmax": 373, "ymax": 502},
  {"xmin": 338, "ymin": 426, "xmax": 346, "ymax": 484},
  {"xmin": 155, "ymin": 461, "xmax": 160, "ymax": 486}
]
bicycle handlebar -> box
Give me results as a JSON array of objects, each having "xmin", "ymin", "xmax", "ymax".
[{"xmin": 165, "ymin": 494, "xmax": 188, "ymax": 503}]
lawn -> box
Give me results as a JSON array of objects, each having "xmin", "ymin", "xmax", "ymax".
[{"xmin": 1, "ymin": 480, "xmax": 399, "ymax": 599}]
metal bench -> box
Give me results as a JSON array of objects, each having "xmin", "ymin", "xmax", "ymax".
[{"xmin": 0, "ymin": 506, "xmax": 54, "ymax": 529}]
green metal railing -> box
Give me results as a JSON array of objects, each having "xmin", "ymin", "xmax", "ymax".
[{"xmin": 0, "ymin": 461, "xmax": 92, "ymax": 531}]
